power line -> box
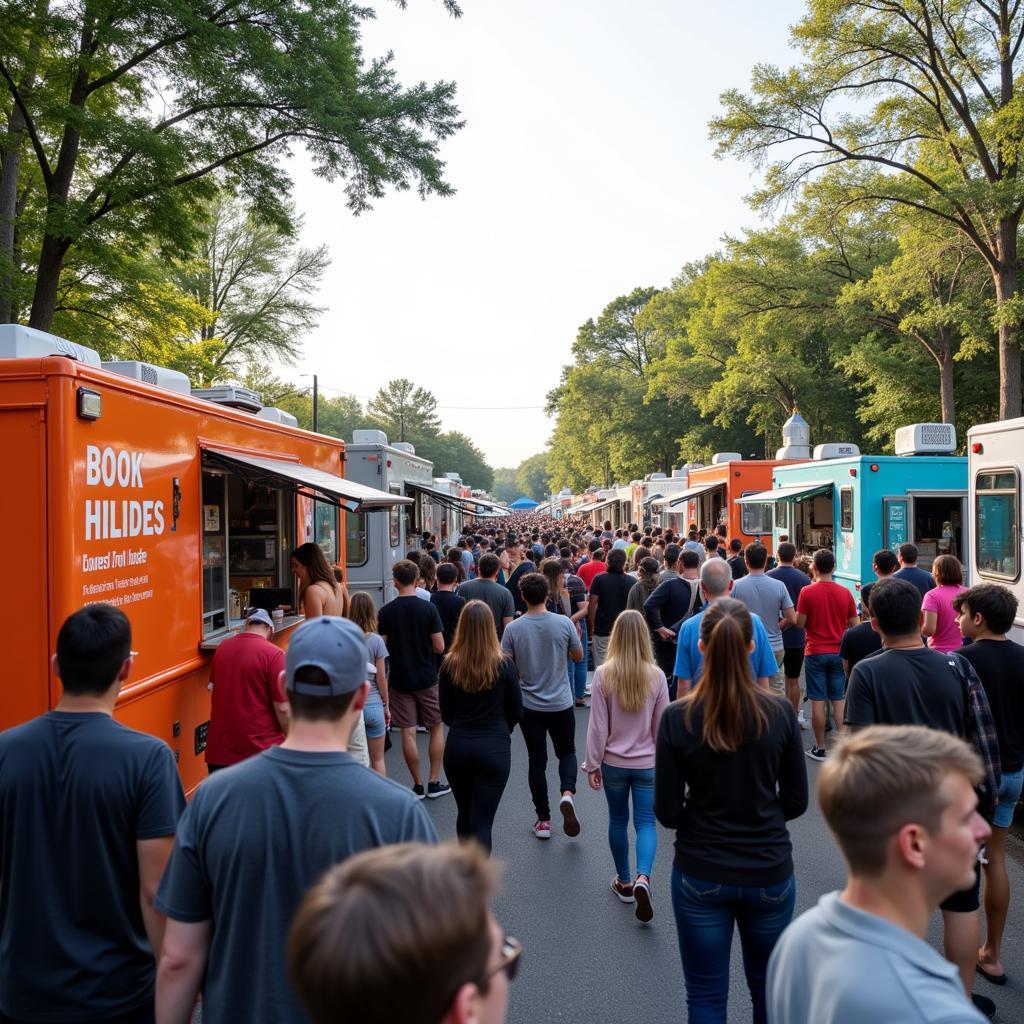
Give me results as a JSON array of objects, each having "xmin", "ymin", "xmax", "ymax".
[{"xmin": 308, "ymin": 380, "xmax": 546, "ymax": 411}]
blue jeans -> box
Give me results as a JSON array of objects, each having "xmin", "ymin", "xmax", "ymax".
[
  {"xmin": 601, "ymin": 764, "xmax": 656, "ymax": 882},
  {"xmin": 569, "ymin": 621, "xmax": 588, "ymax": 699},
  {"xmin": 804, "ymin": 652, "xmax": 846, "ymax": 702},
  {"xmin": 670, "ymin": 869, "xmax": 795, "ymax": 1024}
]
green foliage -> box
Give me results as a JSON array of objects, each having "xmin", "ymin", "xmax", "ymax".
[
  {"xmin": 414, "ymin": 431, "xmax": 493, "ymax": 492},
  {"xmin": 490, "ymin": 467, "xmax": 519, "ymax": 504},
  {"xmin": 367, "ymin": 377, "xmax": 441, "ymax": 442},
  {"xmin": 516, "ymin": 453, "xmax": 550, "ymax": 502}
]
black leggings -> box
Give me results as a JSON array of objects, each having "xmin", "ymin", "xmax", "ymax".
[
  {"xmin": 519, "ymin": 706, "xmax": 577, "ymax": 821},
  {"xmin": 443, "ymin": 731, "xmax": 511, "ymax": 853},
  {"xmin": 653, "ymin": 638, "xmax": 678, "ymax": 700}
]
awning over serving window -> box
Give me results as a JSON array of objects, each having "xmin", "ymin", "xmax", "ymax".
[
  {"xmin": 654, "ymin": 483, "xmax": 722, "ymax": 509},
  {"xmin": 202, "ymin": 448, "xmax": 412, "ymax": 514},
  {"xmin": 735, "ymin": 482, "xmax": 834, "ymax": 504},
  {"xmin": 405, "ymin": 480, "xmax": 494, "ymax": 515}
]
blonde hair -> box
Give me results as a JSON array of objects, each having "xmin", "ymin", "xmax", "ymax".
[
  {"xmin": 602, "ymin": 610, "xmax": 657, "ymax": 713},
  {"xmin": 442, "ymin": 600, "xmax": 506, "ymax": 694},
  {"xmin": 818, "ymin": 725, "xmax": 983, "ymax": 877},
  {"xmin": 348, "ymin": 591, "xmax": 377, "ymax": 635}
]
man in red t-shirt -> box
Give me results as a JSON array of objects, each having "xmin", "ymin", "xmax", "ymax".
[
  {"xmin": 794, "ymin": 549, "xmax": 859, "ymax": 762},
  {"xmin": 206, "ymin": 609, "xmax": 289, "ymax": 772},
  {"xmin": 577, "ymin": 549, "xmax": 607, "ymax": 590}
]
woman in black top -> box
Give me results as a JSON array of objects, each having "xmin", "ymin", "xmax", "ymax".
[
  {"xmin": 655, "ymin": 599, "xmax": 807, "ymax": 1024},
  {"xmin": 439, "ymin": 600, "xmax": 523, "ymax": 854}
]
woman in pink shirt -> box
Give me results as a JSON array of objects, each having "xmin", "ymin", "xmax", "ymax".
[
  {"xmin": 921, "ymin": 555, "xmax": 967, "ymax": 652},
  {"xmin": 584, "ymin": 610, "xmax": 669, "ymax": 923}
]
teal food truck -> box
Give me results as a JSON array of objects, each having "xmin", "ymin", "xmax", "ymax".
[{"xmin": 737, "ymin": 424, "xmax": 967, "ymax": 598}]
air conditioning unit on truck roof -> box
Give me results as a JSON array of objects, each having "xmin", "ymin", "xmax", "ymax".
[
  {"xmin": 0, "ymin": 324, "xmax": 101, "ymax": 366},
  {"xmin": 102, "ymin": 360, "xmax": 191, "ymax": 396},
  {"xmin": 895, "ymin": 423, "xmax": 957, "ymax": 456},
  {"xmin": 191, "ymin": 385, "xmax": 263, "ymax": 414},
  {"xmin": 255, "ymin": 406, "xmax": 299, "ymax": 427}
]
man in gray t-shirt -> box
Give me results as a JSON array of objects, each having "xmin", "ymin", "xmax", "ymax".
[
  {"xmin": 155, "ymin": 618, "xmax": 436, "ymax": 1023},
  {"xmin": 458, "ymin": 554, "xmax": 515, "ymax": 637},
  {"xmin": 501, "ymin": 573, "xmax": 584, "ymax": 841},
  {"xmin": 732, "ymin": 543, "xmax": 795, "ymax": 695}
]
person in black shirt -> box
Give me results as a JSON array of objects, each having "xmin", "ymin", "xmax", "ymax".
[
  {"xmin": 954, "ymin": 584, "xmax": 1024, "ymax": 987},
  {"xmin": 655, "ymin": 599, "xmax": 807, "ymax": 1024},
  {"xmin": 893, "ymin": 542, "xmax": 937, "ymax": 599},
  {"xmin": 644, "ymin": 561, "xmax": 703, "ymax": 698},
  {"xmin": 504, "ymin": 539, "xmax": 537, "ymax": 616},
  {"xmin": 431, "ymin": 562, "xmax": 466, "ymax": 653},
  {"xmin": 378, "ymin": 560, "xmax": 450, "ymax": 800},
  {"xmin": 844, "ymin": 577, "xmax": 998, "ymax": 1019},
  {"xmin": 839, "ymin": 581, "xmax": 883, "ymax": 678},
  {"xmin": 727, "ymin": 538, "xmax": 748, "ymax": 580},
  {"xmin": 588, "ymin": 548, "xmax": 636, "ymax": 668},
  {"xmin": 439, "ymin": 601, "xmax": 524, "ymax": 853},
  {"xmin": 0, "ymin": 604, "xmax": 185, "ymax": 1023}
]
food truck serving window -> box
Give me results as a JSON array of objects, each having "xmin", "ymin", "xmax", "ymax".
[
  {"xmin": 840, "ymin": 487, "xmax": 854, "ymax": 532},
  {"xmin": 740, "ymin": 493, "xmax": 772, "ymax": 536},
  {"xmin": 975, "ymin": 469, "xmax": 1020, "ymax": 581},
  {"xmin": 346, "ymin": 512, "xmax": 368, "ymax": 567}
]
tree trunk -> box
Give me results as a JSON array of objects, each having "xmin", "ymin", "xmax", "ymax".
[
  {"xmin": 0, "ymin": 114, "xmax": 25, "ymax": 323},
  {"xmin": 28, "ymin": 231, "xmax": 70, "ymax": 330},
  {"xmin": 995, "ymin": 222, "xmax": 1022, "ymax": 420},
  {"xmin": 934, "ymin": 325, "xmax": 955, "ymax": 425}
]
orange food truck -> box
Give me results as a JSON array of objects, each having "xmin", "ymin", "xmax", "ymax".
[{"xmin": 1, "ymin": 326, "xmax": 408, "ymax": 792}]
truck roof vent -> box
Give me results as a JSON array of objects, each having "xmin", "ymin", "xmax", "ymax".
[
  {"xmin": 648, "ymin": 472, "xmax": 668, "ymax": 480},
  {"xmin": 895, "ymin": 423, "xmax": 957, "ymax": 456},
  {"xmin": 444, "ymin": 472, "xmax": 462, "ymax": 482},
  {"xmin": 813, "ymin": 442, "xmax": 860, "ymax": 460},
  {"xmin": 191, "ymin": 385, "xmax": 263, "ymax": 413},
  {"xmin": 352, "ymin": 428, "xmax": 388, "ymax": 445},
  {"xmin": 711, "ymin": 452, "xmax": 742, "ymax": 465},
  {"xmin": 671, "ymin": 466, "xmax": 688, "ymax": 478},
  {"xmin": 101, "ymin": 360, "xmax": 191, "ymax": 396},
  {"xmin": 392, "ymin": 441, "xmax": 416, "ymax": 455},
  {"xmin": 0, "ymin": 324, "xmax": 101, "ymax": 366},
  {"xmin": 255, "ymin": 406, "xmax": 298, "ymax": 428}
]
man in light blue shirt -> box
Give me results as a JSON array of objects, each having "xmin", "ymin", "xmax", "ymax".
[
  {"xmin": 767, "ymin": 725, "xmax": 990, "ymax": 1024},
  {"xmin": 673, "ymin": 557, "xmax": 778, "ymax": 692}
]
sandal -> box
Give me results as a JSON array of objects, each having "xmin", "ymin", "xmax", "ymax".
[{"xmin": 976, "ymin": 962, "xmax": 1007, "ymax": 986}]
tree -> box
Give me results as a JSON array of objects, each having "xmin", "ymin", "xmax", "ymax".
[
  {"xmin": 516, "ymin": 453, "xmax": 550, "ymax": 502},
  {"xmin": 367, "ymin": 378, "xmax": 441, "ymax": 442},
  {"xmin": 490, "ymin": 466, "xmax": 518, "ymax": 503},
  {"xmin": 415, "ymin": 430, "xmax": 493, "ymax": 491},
  {"xmin": 0, "ymin": 0, "xmax": 464, "ymax": 329},
  {"xmin": 176, "ymin": 194, "xmax": 330, "ymax": 381},
  {"xmin": 711, "ymin": 0, "xmax": 1024, "ymax": 417}
]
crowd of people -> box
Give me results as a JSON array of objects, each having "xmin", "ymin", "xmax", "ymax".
[{"xmin": 0, "ymin": 515, "xmax": 1021, "ymax": 1024}]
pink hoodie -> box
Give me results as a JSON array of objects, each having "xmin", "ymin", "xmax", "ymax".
[{"xmin": 583, "ymin": 663, "xmax": 669, "ymax": 771}]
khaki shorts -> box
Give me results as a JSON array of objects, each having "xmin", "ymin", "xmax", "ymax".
[
  {"xmin": 347, "ymin": 715, "xmax": 370, "ymax": 767},
  {"xmin": 592, "ymin": 634, "xmax": 611, "ymax": 668},
  {"xmin": 769, "ymin": 648, "xmax": 786, "ymax": 698},
  {"xmin": 390, "ymin": 685, "xmax": 442, "ymax": 730}
]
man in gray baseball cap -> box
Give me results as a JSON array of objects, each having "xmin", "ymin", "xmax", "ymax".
[{"xmin": 155, "ymin": 616, "xmax": 437, "ymax": 1024}]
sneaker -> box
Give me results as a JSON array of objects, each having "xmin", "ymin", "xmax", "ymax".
[
  {"xmin": 806, "ymin": 746, "xmax": 826, "ymax": 762},
  {"xmin": 574, "ymin": 698, "xmax": 588, "ymax": 708},
  {"xmin": 426, "ymin": 780, "xmax": 451, "ymax": 799},
  {"xmin": 533, "ymin": 820, "xmax": 552, "ymax": 840},
  {"xmin": 416, "ymin": 724, "xmax": 428, "ymax": 733},
  {"xmin": 972, "ymin": 993, "xmax": 996, "ymax": 1020},
  {"xmin": 633, "ymin": 877, "xmax": 654, "ymax": 923},
  {"xmin": 559, "ymin": 794, "xmax": 581, "ymax": 837},
  {"xmin": 797, "ymin": 709, "xmax": 809, "ymax": 730},
  {"xmin": 610, "ymin": 878, "xmax": 635, "ymax": 903},
  {"xmin": 412, "ymin": 784, "xmax": 426, "ymax": 800}
]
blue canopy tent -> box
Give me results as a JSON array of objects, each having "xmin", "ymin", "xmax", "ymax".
[{"xmin": 508, "ymin": 496, "xmax": 540, "ymax": 510}]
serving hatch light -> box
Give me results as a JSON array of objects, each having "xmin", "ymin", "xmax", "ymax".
[{"xmin": 77, "ymin": 387, "xmax": 101, "ymax": 420}]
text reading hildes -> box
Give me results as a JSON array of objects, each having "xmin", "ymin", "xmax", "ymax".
[{"xmin": 84, "ymin": 445, "xmax": 166, "ymax": 540}]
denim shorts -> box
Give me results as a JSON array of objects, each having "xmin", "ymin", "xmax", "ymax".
[
  {"xmin": 804, "ymin": 653, "xmax": 846, "ymax": 702},
  {"xmin": 994, "ymin": 768, "xmax": 1024, "ymax": 829},
  {"xmin": 363, "ymin": 693, "xmax": 386, "ymax": 739}
]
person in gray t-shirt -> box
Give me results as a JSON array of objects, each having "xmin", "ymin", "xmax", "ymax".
[
  {"xmin": 501, "ymin": 573, "xmax": 584, "ymax": 841},
  {"xmin": 732, "ymin": 544, "xmax": 795, "ymax": 695},
  {"xmin": 458, "ymin": 554, "xmax": 515, "ymax": 637},
  {"xmin": 767, "ymin": 725, "xmax": 990, "ymax": 1024}
]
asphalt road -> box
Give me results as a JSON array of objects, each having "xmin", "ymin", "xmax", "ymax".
[{"xmin": 390, "ymin": 702, "xmax": 1024, "ymax": 1024}]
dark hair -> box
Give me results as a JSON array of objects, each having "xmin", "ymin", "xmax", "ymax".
[
  {"xmin": 729, "ymin": 538, "xmax": 743, "ymax": 554},
  {"xmin": 898, "ymin": 543, "xmax": 919, "ymax": 564},
  {"xmin": 588, "ymin": 539, "xmax": 601, "ymax": 553},
  {"xmin": 716, "ymin": 525, "xmax": 727, "ymax": 538},
  {"xmin": 953, "ymin": 583, "xmax": 1019, "ymax": 635},
  {"xmin": 639, "ymin": 556, "xmax": 659, "ymax": 579},
  {"xmin": 606, "ymin": 548, "xmax": 628, "ymax": 573},
  {"xmin": 872, "ymin": 549, "xmax": 898, "ymax": 575},
  {"xmin": 813, "ymin": 549, "xmax": 835, "ymax": 574},
  {"xmin": 393, "ymin": 559, "xmax": 420, "ymax": 587},
  {"xmin": 292, "ymin": 542, "xmax": 338, "ymax": 590},
  {"xmin": 664, "ymin": 543, "xmax": 681, "ymax": 567},
  {"xmin": 932, "ymin": 555, "xmax": 963, "ymax": 586},
  {"xmin": 744, "ymin": 543, "xmax": 768, "ymax": 570},
  {"xmin": 519, "ymin": 572, "xmax": 549, "ymax": 606},
  {"xmin": 55, "ymin": 604, "xmax": 132, "ymax": 695},
  {"xmin": 859, "ymin": 581, "xmax": 874, "ymax": 614},
  {"xmin": 288, "ymin": 666, "xmax": 358, "ymax": 722},
  {"xmin": 477, "ymin": 553, "xmax": 500, "ymax": 578},
  {"xmin": 681, "ymin": 549, "xmax": 700, "ymax": 570},
  {"xmin": 776, "ymin": 542, "xmax": 796, "ymax": 563},
  {"xmin": 704, "ymin": 536, "xmax": 719, "ymax": 552},
  {"xmin": 868, "ymin": 578, "xmax": 922, "ymax": 636},
  {"xmin": 436, "ymin": 562, "xmax": 458, "ymax": 586}
]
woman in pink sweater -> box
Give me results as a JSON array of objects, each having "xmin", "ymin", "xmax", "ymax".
[{"xmin": 584, "ymin": 610, "xmax": 669, "ymax": 923}]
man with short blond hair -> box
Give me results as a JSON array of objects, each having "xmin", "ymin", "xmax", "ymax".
[
  {"xmin": 767, "ymin": 725, "xmax": 990, "ymax": 1024},
  {"xmin": 288, "ymin": 842, "xmax": 516, "ymax": 1024}
]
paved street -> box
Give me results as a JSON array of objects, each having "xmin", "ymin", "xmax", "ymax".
[{"xmin": 391, "ymin": 704, "xmax": 1024, "ymax": 1024}]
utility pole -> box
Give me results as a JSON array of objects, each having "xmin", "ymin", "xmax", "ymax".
[{"xmin": 312, "ymin": 374, "xmax": 319, "ymax": 433}]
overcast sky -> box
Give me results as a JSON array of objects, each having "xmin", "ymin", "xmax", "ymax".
[{"xmin": 284, "ymin": 0, "xmax": 806, "ymax": 472}]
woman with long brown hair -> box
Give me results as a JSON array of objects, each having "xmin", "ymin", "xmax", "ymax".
[
  {"xmin": 438, "ymin": 599, "xmax": 523, "ymax": 853},
  {"xmin": 584, "ymin": 610, "xmax": 668, "ymax": 923},
  {"xmin": 655, "ymin": 598, "xmax": 807, "ymax": 1024},
  {"xmin": 290, "ymin": 542, "xmax": 348, "ymax": 618}
]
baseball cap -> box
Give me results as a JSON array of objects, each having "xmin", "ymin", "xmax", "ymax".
[
  {"xmin": 246, "ymin": 608, "xmax": 274, "ymax": 628},
  {"xmin": 285, "ymin": 616, "xmax": 367, "ymax": 697}
]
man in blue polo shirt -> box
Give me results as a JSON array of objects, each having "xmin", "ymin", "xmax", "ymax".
[{"xmin": 673, "ymin": 557, "xmax": 778, "ymax": 693}]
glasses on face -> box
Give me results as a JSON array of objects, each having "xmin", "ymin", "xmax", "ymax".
[{"xmin": 484, "ymin": 935, "xmax": 522, "ymax": 985}]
